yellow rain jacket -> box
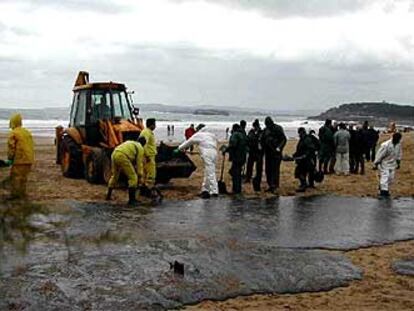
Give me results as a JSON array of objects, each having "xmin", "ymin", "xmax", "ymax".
[
  {"xmin": 139, "ymin": 127, "xmax": 157, "ymax": 187},
  {"xmin": 7, "ymin": 113, "xmax": 34, "ymax": 198},
  {"xmin": 8, "ymin": 114, "xmax": 35, "ymax": 164},
  {"xmin": 139, "ymin": 128, "xmax": 157, "ymax": 157},
  {"xmin": 108, "ymin": 141, "xmax": 144, "ymax": 188}
]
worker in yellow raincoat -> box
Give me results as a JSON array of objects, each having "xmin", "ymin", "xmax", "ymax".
[
  {"xmin": 139, "ymin": 118, "xmax": 157, "ymax": 193},
  {"xmin": 106, "ymin": 137, "xmax": 146, "ymax": 205},
  {"xmin": 7, "ymin": 113, "xmax": 35, "ymax": 199}
]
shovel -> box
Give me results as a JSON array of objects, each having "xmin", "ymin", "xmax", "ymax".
[{"xmin": 218, "ymin": 152, "xmax": 228, "ymax": 194}]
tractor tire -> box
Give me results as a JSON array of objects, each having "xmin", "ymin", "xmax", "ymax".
[
  {"xmin": 60, "ymin": 135, "xmax": 84, "ymax": 178},
  {"xmin": 102, "ymin": 151, "xmax": 112, "ymax": 185},
  {"xmin": 85, "ymin": 149, "xmax": 104, "ymax": 184}
]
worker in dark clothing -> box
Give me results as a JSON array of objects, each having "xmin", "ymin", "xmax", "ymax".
[
  {"xmin": 367, "ymin": 125, "xmax": 380, "ymax": 162},
  {"xmin": 226, "ymin": 123, "xmax": 249, "ymax": 194},
  {"xmin": 239, "ymin": 119, "xmax": 248, "ymax": 178},
  {"xmin": 361, "ymin": 121, "xmax": 371, "ymax": 161},
  {"xmin": 349, "ymin": 125, "xmax": 357, "ymax": 173},
  {"xmin": 318, "ymin": 119, "xmax": 335, "ymax": 174},
  {"xmin": 293, "ymin": 127, "xmax": 317, "ymax": 192},
  {"xmin": 349, "ymin": 125, "xmax": 365, "ymax": 174},
  {"xmin": 261, "ymin": 116, "xmax": 287, "ymax": 193},
  {"xmin": 245, "ymin": 119, "xmax": 263, "ymax": 191},
  {"xmin": 308, "ymin": 129, "xmax": 320, "ymax": 187},
  {"xmin": 240, "ymin": 120, "xmax": 247, "ymax": 136}
]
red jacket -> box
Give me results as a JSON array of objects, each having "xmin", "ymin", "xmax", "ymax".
[{"xmin": 185, "ymin": 127, "xmax": 196, "ymax": 139}]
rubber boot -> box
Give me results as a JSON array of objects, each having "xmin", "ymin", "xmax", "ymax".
[
  {"xmin": 128, "ymin": 188, "xmax": 138, "ymax": 205},
  {"xmin": 105, "ymin": 188, "xmax": 113, "ymax": 201},
  {"xmin": 200, "ymin": 191, "xmax": 210, "ymax": 199},
  {"xmin": 379, "ymin": 190, "xmax": 390, "ymax": 198},
  {"xmin": 296, "ymin": 178, "xmax": 307, "ymax": 192}
]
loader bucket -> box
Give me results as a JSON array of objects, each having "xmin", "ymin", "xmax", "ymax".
[{"xmin": 156, "ymin": 142, "xmax": 196, "ymax": 184}]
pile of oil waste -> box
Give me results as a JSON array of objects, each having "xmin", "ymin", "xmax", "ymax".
[{"xmin": 1, "ymin": 195, "xmax": 414, "ymax": 310}]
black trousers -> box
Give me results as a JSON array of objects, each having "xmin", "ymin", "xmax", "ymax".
[
  {"xmin": 350, "ymin": 152, "xmax": 365, "ymax": 173},
  {"xmin": 295, "ymin": 158, "xmax": 315, "ymax": 188},
  {"xmin": 246, "ymin": 150, "xmax": 263, "ymax": 182},
  {"xmin": 265, "ymin": 152, "xmax": 282, "ymax": 190},
  {"xmin": 370, "ymin": 145, "xmax": 376, "ymax": 162},
  {"xmin": 230, "ymin": 161, "xmax": 243, "ymax": 194},
  {"xmin": 308, "ymin": 156, "xmax": 316, "ymax": 186}
]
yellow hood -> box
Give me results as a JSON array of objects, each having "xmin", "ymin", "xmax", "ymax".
[{"xmin": 9, "ymin": 113, "xmax": 22, "ymax": 129}]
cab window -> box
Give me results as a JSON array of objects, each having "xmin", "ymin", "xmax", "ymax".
[
  {"xmin": 74, "ymin": 91, "xmax": 87, "ymax": 126},
  {"xmin": 112, "ymin": 91, "xmax": 132, "ymax": 119}
]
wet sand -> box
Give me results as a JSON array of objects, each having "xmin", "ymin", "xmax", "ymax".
[{"xmin": 1, "ymin": 132, "xmax": 414, "ymax": 310}]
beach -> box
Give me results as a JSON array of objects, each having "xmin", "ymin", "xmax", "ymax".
[{"xmin": 0, "ymin": 131, "xmax": 413, "ymax": 310}]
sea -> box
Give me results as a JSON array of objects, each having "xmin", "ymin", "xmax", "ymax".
[{"xmin": 0, "ymin": 111, "xmax": 324, "ymax": 142}]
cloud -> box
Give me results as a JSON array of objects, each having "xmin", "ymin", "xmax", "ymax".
[
  {"xmin": 2, "ymin": 43, "xmax": 414, "ymax": 110},
  {"xmin": 0, "ymin": 1, "xmax": 414, "ymax": 110},
  {"xmin": 173, "ymin": 0, "xmax": 375, "ymax": 18},
  {"xmin": 2, "ymin": 0, "xmax": 128, "ymax": 14}
]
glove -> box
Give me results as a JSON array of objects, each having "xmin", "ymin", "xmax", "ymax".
[
  {"xmin": 5, "ymin": 159, "xmax": 13, "ymax": 166},
  {"xmin": 172, "ymin": 148, "xmax": 182, "ymax": 156},
  {"xmin": 219, "ymin": 144, "xmax": 228, "ymax": 155},
  {"xmin": 397, "ymin": 160, "xmax": 401, "ymax": 169}
]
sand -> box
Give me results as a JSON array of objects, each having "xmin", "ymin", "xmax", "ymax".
[{"xmin": 1, "ymin": 131, "xmax": 413, "ymax": 310}]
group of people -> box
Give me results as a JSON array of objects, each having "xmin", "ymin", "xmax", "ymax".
[
  {"xmin": 318, "ymin": 119, "xmax": 381, "ymax": 176},
  {"xmin": 316, "ymin": 119, "xmax": 402, "ymax": 196},
  {"xmin": 2, "ymin": 114, "xmax": 403, "ymax": 203},
  {"xmin": 175, "ymin": 117, "xmax": 288, "ymax": 198},
  {"xmin": 174, "ymin": 117, "xmax": 403, "ymax": 199}
]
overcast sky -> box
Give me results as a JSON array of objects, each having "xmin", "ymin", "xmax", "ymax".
[{"xmin": 1, "ymin": 0, "xmax": 414, "ymax": 111}]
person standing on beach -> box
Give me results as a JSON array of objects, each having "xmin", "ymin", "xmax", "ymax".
[
  {"xmin": 261, "ymin": 116, "xmax": 287, "ymax": 193},
  {"xmin": 239, "ymin": 120, "xmax": 248, "ymax": 177},
  {"xmin": 240, "ymin": 120, "xmax": 247, "ymax": 136},
  {"xmin": 225, "ymin": 123, "xmax": 248, "ymax": 195},
  {"xmin": 373, "ymin": 132, "xmax": 402, "ymax": 197},
  {"xmin": 171, "ymin": 125, "xmax": 175, "ymax": 136},
  {"xmin": 106, "ymin": 137, "xmax": 146, "ymax": 205},
  {"xmin": 245, "ymin": 119, "xmax": 263, "ymax": 191},
  {"xmin": 308, "ymin": 129, "xmax": 320, "ymax": 185},
  {"xmin": 293, "ymin": 127, "xmax": 316, "ymax": 192},
  {"xmin": 167, "ymin": 125, "xmax": 171, "ymax": 137},
  {"xmin": 318, "ymin": 119, "xmax": 335, "ymax": 174},
  {"xmin": 6, "ymin": 113, "xmax": 35, "ymax": 199},
  {"xmin": 176, "ymin": 124, "xmax": 218, "ymax": 199},
  {"xmin": 139, "ymin": 118, "xmax": 158, "ymax": 192},
  {"xmin": 367, "ymin": 125, "xmax": 380, "ymax": 162},
  {"xmin": 333, "ymin": 123, "xmax": 351, "ymax": 175},
  {"xmin": 349, "ymin": 125, "xmax": 365, "ymax": 175},
  {"xmin": 184, "ymin": 124, "xmax": 196, "ymax": 152}
]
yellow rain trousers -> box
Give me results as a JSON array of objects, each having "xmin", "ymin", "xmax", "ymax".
[
  {"xmin": 139, "ymin": 128, "xmax": 157, "ymax": 187},
  {"xmin": 7, "ymin": 113, "xmax": 34, "ymax": 199},
  {"xmin": 108, "ymin": 141, "xmax": 144, "ymax": 189}
]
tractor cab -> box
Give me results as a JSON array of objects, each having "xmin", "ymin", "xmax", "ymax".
[{"xmin": 69, "ymin": 72, "xmax": 140, "ymax": 147}]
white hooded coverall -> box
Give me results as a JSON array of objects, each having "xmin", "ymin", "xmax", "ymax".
[
  {"xmin": 178, "ymin": 128, "xmax": 218, "ymax": 195},
  {"xmin": 374, "ymin": 138, "xmax": 402, "ymax": 191}
]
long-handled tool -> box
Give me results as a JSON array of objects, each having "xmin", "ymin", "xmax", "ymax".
[{"xmin": 218, "ymin": 152, "xmax": 228, "ymax": 194}]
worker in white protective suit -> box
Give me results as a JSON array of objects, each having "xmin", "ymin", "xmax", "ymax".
[
  {"xmin": 373, "ymin": 132, "xmax": 402, "ymax": 197},
  {"xmin": 176, "ymin": 124, "xmax": 218, "ymax": 199}
]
